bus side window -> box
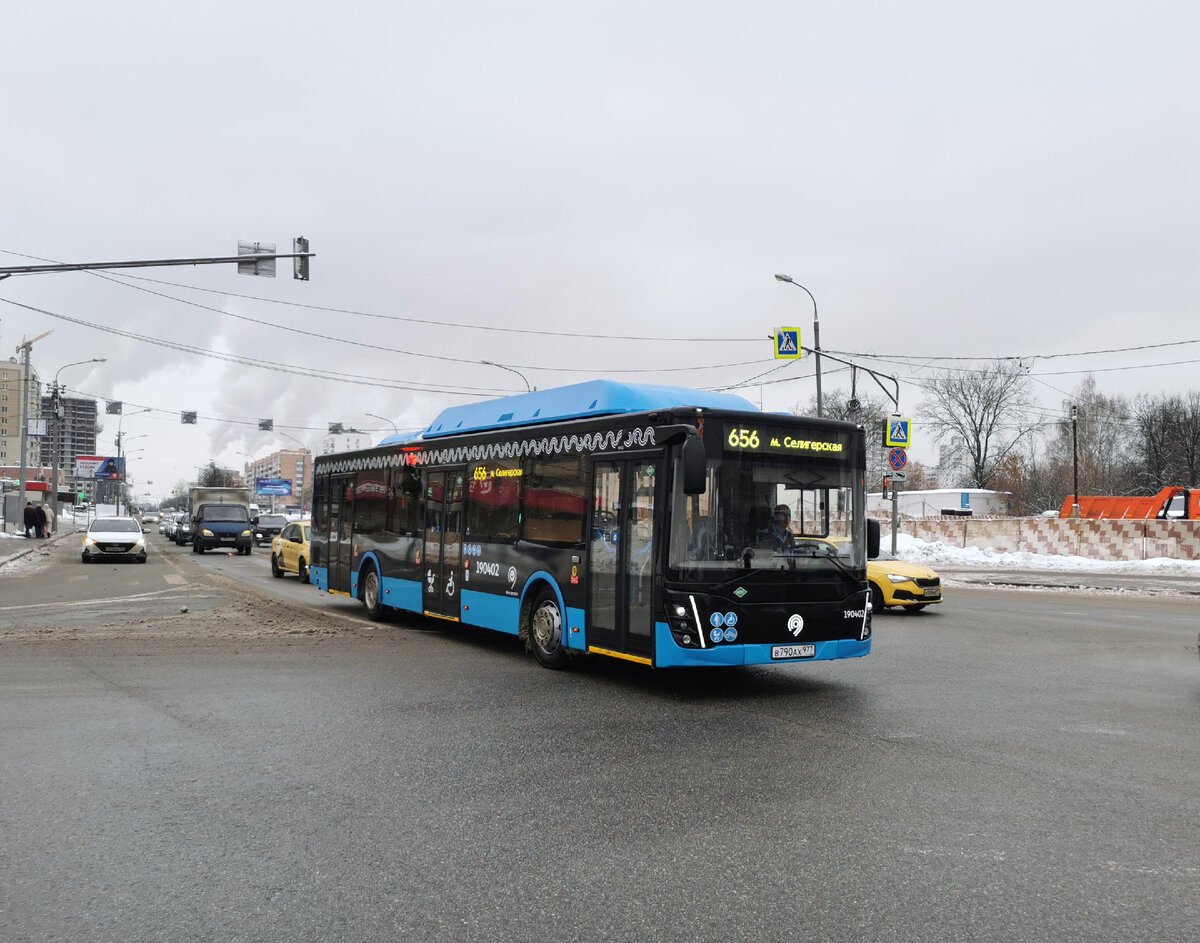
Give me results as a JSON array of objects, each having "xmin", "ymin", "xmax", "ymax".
[
  {"xmin": 522, "ymin": 455, "xmax": 586, "ymax": 547},
  {"xmin": 388, "ymin": 466, "xmax": 422, "ymax": 536},
  {"xmin": 466, "ymin": 461, "xmax": 521, "ymax": 543}
]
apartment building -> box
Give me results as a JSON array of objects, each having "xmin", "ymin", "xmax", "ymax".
[
  {"xmin": 0, "ymin": 357, "xmax": 43, "ymax": 471},
  {"xmin": 40, "ymin": 394, "xmax": 100, "ymax": 495},
  {"xmin": 242, "ymin": 448, "xmax": 312, "ymax": 510}
]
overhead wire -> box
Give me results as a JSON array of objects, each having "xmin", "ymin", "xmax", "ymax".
[
  {"xmin": 0, "ymin": 297, "xmax": 510, "ymax": 397},
  {"xmin": 6, "ymin": 247, "xmax": 1200, "ymax": 365}
]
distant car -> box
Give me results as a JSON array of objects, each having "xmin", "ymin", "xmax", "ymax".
[
  {"xmin": 141, "ymin": 512, "xmax": 159, "ymax": 525},
  {"xmin": 82, "ymin": 517, "xmax": 148, "ymax": 564},
  {"xmin": 253, "ymin": 513, "xmax": 289, "ymax": 547},
  {"xmin": 175, "ymin": 516, "xmax": 193, "ymax": 546},
  {"xmin": 271, "ymin": 520, "xmax": 312, "ymax": 582},
  {"xmin": 867, "ymin": 550, "xmax": 942, "ymax": 612}
]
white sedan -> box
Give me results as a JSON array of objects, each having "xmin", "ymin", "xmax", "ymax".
[{"xmin": 82, "ymin": 517, "xmax": 148, "ymax": 564}]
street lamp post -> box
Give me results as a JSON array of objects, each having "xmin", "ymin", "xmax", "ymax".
[
  {"xmin": 49, "ymin": 358, "xmax": 106, "ymax": 532},
  {"xmin": 115, "ymin": 410, "xmax": 151, "ymax": 515},
  {"xmin": 365, "ymin": 412, "xmax": 399, "ymax": 436},
  {"xmin": 15, "ymin": 329, "xmax": 52, "ymax": 503},
  {"xmin": 774, "ymin": 274, "xmax": 822, "ymax": 418},
  {"xmin": 481, "ymin": 361, "xmax": 532, "ymax": 392},
  {"xmin": 277, "ymin": 431, "xmax": 307, "ymax": 449}
]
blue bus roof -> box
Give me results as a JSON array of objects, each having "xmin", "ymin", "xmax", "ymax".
[{"xmin": 399, "ymin": 380, "xmax": 758, "ymax": 441}]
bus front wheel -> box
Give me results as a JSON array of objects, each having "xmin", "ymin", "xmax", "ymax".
[
  {"xmin": 361, "ymin": 565, "xmax": 386, "ymax": 621},
  {"xmin": 529, "ymin": 590, "xmax": 569, "ymax": 670}
]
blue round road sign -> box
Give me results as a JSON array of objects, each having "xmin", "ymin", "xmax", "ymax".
[{"xmin": 888, "ymin": 447, "xmax": 908, "ymax": 470}]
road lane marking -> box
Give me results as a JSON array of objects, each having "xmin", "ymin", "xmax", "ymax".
[{"xmin": 0, "ymin": 589, "xmax": 223, "ymax": 614}]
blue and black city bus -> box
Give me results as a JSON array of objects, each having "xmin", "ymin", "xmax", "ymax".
[{"xmin": 310, "ymin": 380, "xmax": 879, "ymax": 669}]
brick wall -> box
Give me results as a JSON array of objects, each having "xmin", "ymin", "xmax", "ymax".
[{"xmin": 874, "ymin": 516, "xmax": 1200, "ymax": 561}]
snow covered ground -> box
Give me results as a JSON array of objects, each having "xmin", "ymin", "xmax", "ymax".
[
  {"xmin": 891, "ymin": 532, "xmax": 1200, "ymax": 578},
  {"xmin": 4, "ymin": 514, "xmax": 1199, "ymax": 580}
]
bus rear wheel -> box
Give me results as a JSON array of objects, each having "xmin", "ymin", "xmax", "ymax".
[
  {"xmin": 529, "ymin": 590, "xmax": 569, "ymax": 670},
  {"xmin": 361, "ymin": 565, "xmax": 386, "ymax": 621}
]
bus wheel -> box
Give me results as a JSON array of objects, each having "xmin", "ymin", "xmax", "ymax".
[
  {"xmin": 361, "ymin": 565, "xmax": 386, "ymax": 621},
  {"xmin": 529, "ymin": 590, "xmax": 569, "ymax": 669}
]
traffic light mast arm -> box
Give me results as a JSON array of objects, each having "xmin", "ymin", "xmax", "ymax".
[
  {"xmin": 800, "ymin": 345, "xmax": 899, "ymax": 410},
  {"xmin": 0, "ymin": 240, "xmax": 314, "ymax": 281}
]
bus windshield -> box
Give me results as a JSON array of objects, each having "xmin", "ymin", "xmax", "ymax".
[{"xmin": 668, "ymin": 453, "xmax": 864, "ymax": 577}]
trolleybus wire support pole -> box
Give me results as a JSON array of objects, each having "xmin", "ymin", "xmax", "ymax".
[
  {"xmin": 49, "ymin": 358, "xmax": 106, "ymax": 532},
  {"xmin": 794, "ymin": 346, "xmax": 902, "ymax": 553}
]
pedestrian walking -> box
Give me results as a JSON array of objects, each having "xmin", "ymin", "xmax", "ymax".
[
  {"xmin": 23, "ymin": 501, "xmax": 37, "ymax": 538},
  {"xmin": 34, "ymin": 503, "xmax": 48, "ymax": 538},
  {"xmin": 42, "ymin": 503, "xmax": 55, "ymax": 537}
]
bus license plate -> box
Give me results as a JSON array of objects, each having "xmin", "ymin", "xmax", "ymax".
[{"xmin": 772, "ymin": 644, "xmax": 816, "ymax": 660}]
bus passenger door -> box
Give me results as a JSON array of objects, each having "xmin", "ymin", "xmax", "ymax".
[
  {"xmin": 328, "ymin": 474, "xmax": 355, "ymax": 594},
  {"xmin": 586, "ymin": 457, "xmax": 659, "ymax": 659},
  {"xmin": 422, "ymin": 469, "xmax": 464, "ymax": 620}
]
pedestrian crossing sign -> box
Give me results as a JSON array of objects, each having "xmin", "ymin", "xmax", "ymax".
[
  {"xmin": 774, "ymin": 327, "xmax": 801, "ymax": 359},
  {"xmin": 883, "ymin": 416, "xmax": 911, "ymax": 448}
]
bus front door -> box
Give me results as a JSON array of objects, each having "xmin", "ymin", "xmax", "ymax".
[
  {"xmin": 422, "ymin": 469, "xmax": 464, "ymax": 620},
  {"xmin": 586, "ymin": 458, "xmax": 659, "ymax": 661},
  {"xmin": 328, "ymin": 474, "xmax": 355, "ymax": 594}
]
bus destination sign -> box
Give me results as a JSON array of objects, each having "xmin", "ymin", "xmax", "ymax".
[{"xmin": 723, "ymin": 423, "xmax": 848, "ymax": 458}]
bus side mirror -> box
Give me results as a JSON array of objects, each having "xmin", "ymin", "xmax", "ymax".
[
  {"xmin": 867, "ymin": 519, "xmax": 880, "ymax": 559},
  {"xmin": 655, "ymin": 423, "xmax": 707, "ymax": 495}
]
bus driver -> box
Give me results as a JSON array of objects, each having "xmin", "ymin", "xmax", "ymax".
[{"xmin": 758, "ymin": 504, "xmax": 796, "ymax": 552}]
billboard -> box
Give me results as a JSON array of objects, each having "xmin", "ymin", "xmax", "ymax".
[
  {"xmin": 255, "ymin": 477, "xmax": 293, "ymax": 496},
  {"xmin": 76, "ymin": 455, "xmax": 125, "ymax": 479}
]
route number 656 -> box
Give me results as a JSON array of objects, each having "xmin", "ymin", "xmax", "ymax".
[{"xmin": 727, "ymin": 428, "xmax": 760, "ymax": 449}]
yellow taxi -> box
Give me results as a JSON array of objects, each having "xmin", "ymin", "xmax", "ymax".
[
  {"xmin": 868, "ymin": 549, "xmax": 942, "ymax": 613},
  {"xmin": 270, "ymin": 520, "xmax": 312, "ymax": 583}
]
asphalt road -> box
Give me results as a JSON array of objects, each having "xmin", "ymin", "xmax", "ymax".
[{"xmin": 1, "ymin": 532, "xmax": 1197, "ymax": 943}]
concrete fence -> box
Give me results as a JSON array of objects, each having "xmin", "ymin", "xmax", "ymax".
[{"xmin": 876, "ymin": 516, "xmax": 1200, "ymax": 562}]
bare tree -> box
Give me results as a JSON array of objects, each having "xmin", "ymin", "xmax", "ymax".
[
  {"xmin": 1044, "ymin": 375, "xmax": 1139, "ymax": 502},
  {"xmin": 919, "ymin": 359, "xmax": 1038, "ymax": 489},
  {"xmin": 1131, "ymin": 392, "xmax": 1200, "ymax": 489},
  {"xmin": 1178, "ymin": 391, "xmax": 1200, "ymax": 486},
  {"xmin": 1133, "ymin": 393, "xmax": 1178, "ymax": 490},
  {"xmin": 198, "ymin": 461, "xmax": 238, "ymax": 488}
]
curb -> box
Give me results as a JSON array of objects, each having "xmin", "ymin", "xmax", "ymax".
[
  {"xmin": 940, "ymin": 567, "xmax": 1200, "ymax": 596},
  {"xmin": 0, "ymin": 530, "xmax": 78, "ymax": 570}
]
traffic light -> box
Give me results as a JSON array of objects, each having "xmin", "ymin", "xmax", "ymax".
[{"xmin": 293, "ymin": 236, "xmax": 309, "ymax": 280}]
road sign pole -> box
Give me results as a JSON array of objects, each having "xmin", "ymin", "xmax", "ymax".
[
  {"xmin": 891, "ymin": 478, "xmax": 899, "ymax": 555},
  {"xmin": 891, "ymin": 414, "xmax": 902, "ymax": 555}
]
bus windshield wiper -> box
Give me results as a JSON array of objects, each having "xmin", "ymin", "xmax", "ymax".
[{"xmin": 773, "ymin": 543, "xmax": 861, "ymax": 583}]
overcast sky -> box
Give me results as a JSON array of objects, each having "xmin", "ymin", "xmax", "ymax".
[{"xmin": 3, "ymin": 1, "xmax": 1197, "ymax": 501}]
